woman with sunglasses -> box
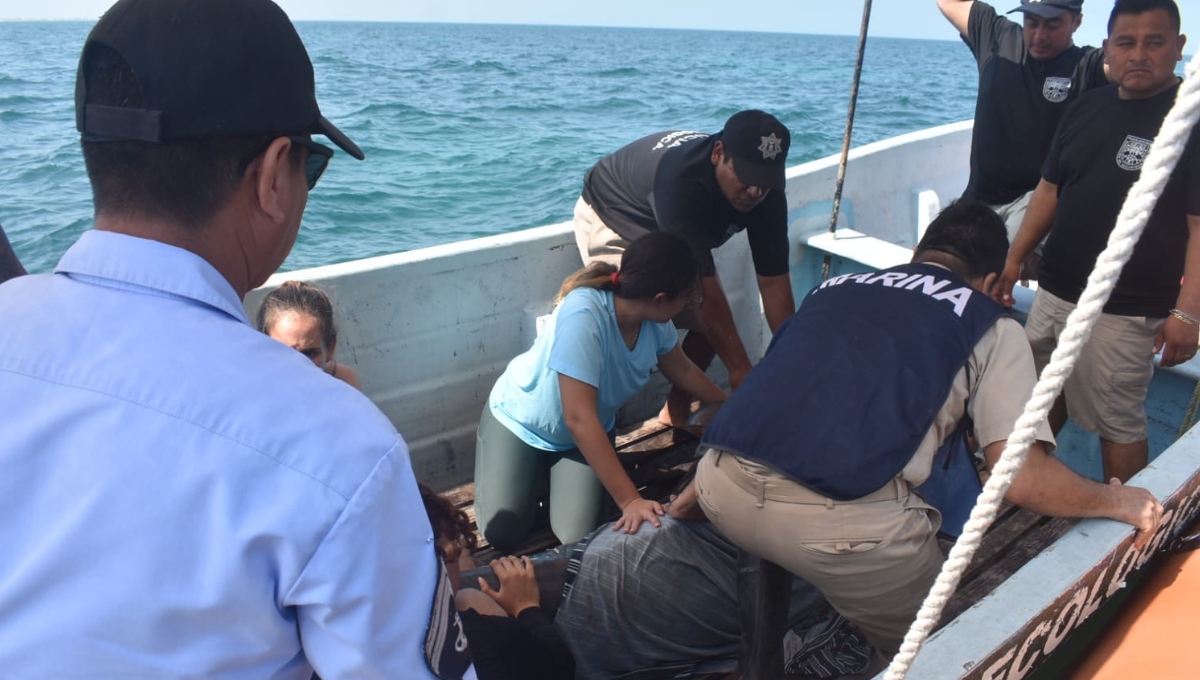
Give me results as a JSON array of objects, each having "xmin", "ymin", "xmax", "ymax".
[{"xmin": 474, "ymin": 231, "xmax": 727, "ymax": 550}]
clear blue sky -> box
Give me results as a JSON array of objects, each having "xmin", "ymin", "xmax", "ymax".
[{"xmin": 1, "ymin": 0, "xmax": 1197, "ymax": 50}]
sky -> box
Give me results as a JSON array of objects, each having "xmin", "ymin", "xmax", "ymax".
[{"xmin": 1, "ymin": 0, "xmax": 1197, "ymax": 50}]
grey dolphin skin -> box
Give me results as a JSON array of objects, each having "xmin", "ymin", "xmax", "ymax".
[{"xmin": 0, "ymin": 222, "xmax": 26, "ymax": 284}]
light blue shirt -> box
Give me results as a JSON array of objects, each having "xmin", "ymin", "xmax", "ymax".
[
  {"xmin": 489, "ymin": 287, "xmax": 678, "ymax": 450},
  {"xmin": 0, "ymin": 231, "xmax": 474, "ymax": 680}
]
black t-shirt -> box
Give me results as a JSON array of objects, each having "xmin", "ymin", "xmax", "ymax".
[
  {"xmin": 459, "ymin": 607, "xmax": 575, "ymax": 680},
  {"xmin": 580, "ymin": 130, "xmax": 789, "ymax": 277},
  {"xmin": 962, "ymin": 1, "xmax": 1106, "ymax": 204},
  {"xmin": 1039, "ymin": 82, "xmax": 1200, "ymax": 316}
]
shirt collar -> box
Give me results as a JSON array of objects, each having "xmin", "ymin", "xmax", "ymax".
[{"xmin": 55, "ymin": 230, "xmax": 250, "ymax": 324}]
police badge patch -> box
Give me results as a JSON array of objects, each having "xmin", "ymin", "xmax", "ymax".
[
  {"xmin": 424, "ymin": 562, "xmax": 472, "ymax": 679},
  {"xmin": 1116, "ymin": 135, "xmax": 1153, "ymax": 172},
  {"xmin": 1042, "ymin": 76, "xmax": 1072, "ymax": 103}
]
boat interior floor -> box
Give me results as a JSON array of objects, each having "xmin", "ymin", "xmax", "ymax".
[{"xmin": 442, "ymin": 416, "xmax": 1077, "ymax": 677}]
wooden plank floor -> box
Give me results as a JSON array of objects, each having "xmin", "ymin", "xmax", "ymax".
[{"xmin": 443, "ymin": 415, "xmax": 1073, "ymax": 635}]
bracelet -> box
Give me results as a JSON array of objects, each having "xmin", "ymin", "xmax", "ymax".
[{"xmin": 1170, "ymin": 308, "xmax": 1200, "ymax": 326}]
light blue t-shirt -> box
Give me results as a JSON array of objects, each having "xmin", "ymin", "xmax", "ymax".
[{"xmin": 489, "ymin": 287, "xmax": 679, "ymax": 451}]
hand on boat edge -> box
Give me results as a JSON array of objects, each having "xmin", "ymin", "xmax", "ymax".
[{"xmin": 1108, "ymin": 478, "xmax": 1164, "ymax": 550}]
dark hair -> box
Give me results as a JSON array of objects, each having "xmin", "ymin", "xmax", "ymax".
[
  {"xmin": 556, "ymin": 231, "xmax": 700, "ymax": 304},
  {"xmin": 79, "ymin": 45, "xmax": 294, "ymax": 230},
  {"xmin": 419, "ymin": 483, "xmax": 478, "ymax": 555},
  {"xmin": 913, "ymin": 199, "xmax": 1009, "ymax": 280},
  {"xmin": 1108, "ymin": 0, "xmax": 1181, "ymax": 34},
  {"xmin": 256, "ymin": 281, "xmax": 338, "ymax": 350}
]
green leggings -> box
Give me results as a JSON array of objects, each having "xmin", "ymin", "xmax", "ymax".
[{"xmin": 474, "ymin": 405, "xmax": 606, "ymax": 551}]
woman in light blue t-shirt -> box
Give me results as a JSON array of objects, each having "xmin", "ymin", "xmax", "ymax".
[{"xmin": 475, "ymin": 232, "xmax": 727, "ymax": 550}]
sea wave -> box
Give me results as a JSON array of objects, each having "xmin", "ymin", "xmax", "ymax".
[{"xmin": 0, "ymin": 22, "xmax": 980, "ymax": 275}]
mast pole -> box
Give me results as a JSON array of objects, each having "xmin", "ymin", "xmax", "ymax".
[{"xmin": 820, "ymin": 0, "xmax": 874, "ymax": 282}]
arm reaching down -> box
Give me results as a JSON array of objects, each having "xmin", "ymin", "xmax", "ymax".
[
  {"xmin": 697, "ymin": 275, "xmax": 753, "ymax": 389},
  {"xmin": 656, "ymin": 344, "xmax": 727, "ymax": 405},
  {"xmin": 1155, "ymin": 214, "xmax": 1200, "ymax": 367},
  {"xmin": 558, "ymin": 373, "xmax": 663, "ymax": 534},
  {"xmin": 757, "ymin": 273, "xmax": 795, "ymax": 334},
  {"xmin": 995, "ymin": 179, "xmax": 1060, "ymax": 307}
]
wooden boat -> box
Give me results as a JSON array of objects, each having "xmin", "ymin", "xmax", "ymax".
[{"xmin": 244, "ymin": 120, "xmax": 1200, "ymax": 679}]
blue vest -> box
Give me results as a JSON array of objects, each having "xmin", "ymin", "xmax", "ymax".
[{"xmin": 702, "ymin": 263, "xmax": 1004, "ymax": 504}]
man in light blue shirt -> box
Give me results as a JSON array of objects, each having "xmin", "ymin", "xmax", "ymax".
[{"xmin": 0, "ymin": 0, "xmax": 473, "ymax": 678}]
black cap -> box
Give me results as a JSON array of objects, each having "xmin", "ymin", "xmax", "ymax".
[
  {"xmin": 75, "ymin": 0, "xmax": 364, "ymax": 160},
  {"xmin": 1006, "ymin": 0, "xmax": 1083, "ymax": 18},
  {"xmin": 721, "ymin": 110, "xmax": 790, "ymax": 190}
]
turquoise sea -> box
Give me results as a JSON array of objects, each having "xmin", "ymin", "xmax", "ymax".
[{"xmin": 0, "ymin": 21, "xmax": 984, "ymax": 275}]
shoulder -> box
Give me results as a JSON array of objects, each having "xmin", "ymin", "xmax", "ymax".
[
  {"xmin": 559, "ymin": 287, "xmax": 609, "ymax": 315},
  {"xmin": 213, "ymin": 326, "xmax": 406, "ymax": 496},
  {"xmin": 971, "ymin": 316, "xmax": 1034, "ymax": 375}
]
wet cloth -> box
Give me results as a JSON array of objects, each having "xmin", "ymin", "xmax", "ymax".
[
  {"xmin": 554, "ymin": 517, "xmax": 870, "ymax": 680},
  {"xmin": 0, "ymin": 231, "xmax": 469, "ymax": 679}
]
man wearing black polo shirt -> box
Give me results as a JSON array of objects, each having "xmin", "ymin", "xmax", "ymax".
[
  {"xmin": 997, "ymin": 0, "xmax": 1195, "ymax": 483},
  {"xmin": 937, "ymin": 0, "xmax": 1107, "ymax": 247},
  {"xmin": 573, "ymin": 110, "xmax": 795, "ymax": 426}
]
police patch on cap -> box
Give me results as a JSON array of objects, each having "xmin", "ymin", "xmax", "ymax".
[{"xmin": 424, "ymin": 563, "xmax": 472, "ymax": 679}]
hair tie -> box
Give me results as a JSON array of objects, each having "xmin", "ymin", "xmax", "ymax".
[{"xmin": 611, "ymin": 271, "xmax": 620, "ymax": 289}]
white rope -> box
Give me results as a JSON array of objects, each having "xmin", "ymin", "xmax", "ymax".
[{"xmin": 885, "ymin": 53, "xmax": 1200, "ymax": 680}]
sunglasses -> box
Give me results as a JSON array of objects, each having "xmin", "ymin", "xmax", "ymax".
[{"xmin": 237, "ymin": 136, "xmax": 334, "ymax": 190}]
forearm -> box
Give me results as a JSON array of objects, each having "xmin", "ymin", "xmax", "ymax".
[
  {"xmin": 1173, "ymin": 216, "xmax": 1200, "ymax": 316},
  {"xmin": 564, "ymin": 414, "xmax": 640, "ymax": 507},
  {"xmin": 657, "ymin": 346, "xmax": 727, "ymax": 404},
  {"xmin": 1008, "ymin": 180, "xmax": 1058, "ymax": 266},
  {"xmin": 989, "ymin": 442, "xmax": 1115, "ymax": 519},
  {"xmin": 757, "ymin": 274, "xmax": 795, "ymax": 333},
  {"xmin": 698, "ymin": 276, "xmax": 752, "ymax": 375}
]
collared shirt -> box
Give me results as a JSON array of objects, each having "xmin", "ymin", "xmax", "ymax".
[{"xmin": 0, "ymin": 230, "xmax": 473, "ymax": 679}]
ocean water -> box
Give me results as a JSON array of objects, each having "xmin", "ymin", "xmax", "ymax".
[{"xmin": 0, "ymin": 22, "xmax": 983, "ymax": 275}]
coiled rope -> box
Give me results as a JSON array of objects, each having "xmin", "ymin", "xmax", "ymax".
[{"xmin": 885, "ymin": 52, "xmax": 1200, "ymax": 680}]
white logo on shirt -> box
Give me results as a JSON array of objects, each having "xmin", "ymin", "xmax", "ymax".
[
  {"xmin": 1116, "ymin": 135, "xmax": 1152, "ymax": 172},
  {"xmin": 758, "ymin": 133, "xmax": 783, "ymax": 160},
  {"xmin": 1042, "ymin": 76, "xmax": 1072, "ymax": 103},
  {"xmin": 652, "ymin": 131, "xmax": 709, "ymax": 150}
]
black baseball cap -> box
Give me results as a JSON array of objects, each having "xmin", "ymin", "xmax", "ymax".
[
  {"xmin": 721, "ymin": 110, "xmax": 791, "ymax": 190},
  {"xmin": 75, "ymin": 0, "xmax": 364, "ymax": 160},
  {"xmin": 1007, "ymin": 0, "xmax": 1083, "ymax": 18}
]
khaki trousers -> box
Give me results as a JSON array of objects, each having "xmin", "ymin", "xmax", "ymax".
[{"xmin": 694, "ymin": 448, "xmax": 944, "ymax": 657}]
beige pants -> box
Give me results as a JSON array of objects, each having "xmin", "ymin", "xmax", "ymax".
[
  {"xmin": 694, "ymin": 448, "xmax": 944, "ymax": 657},
  {"xmin": 1025, "ymin": 288, "xmax": 1163, "ymax": 443},
  {"xmin": 573, "ymin": 196, "xmax": 628, "ymax": 268},
  {"xmin": 573, "ymin": 196, "xmax": 704, "ymax": 331}
]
